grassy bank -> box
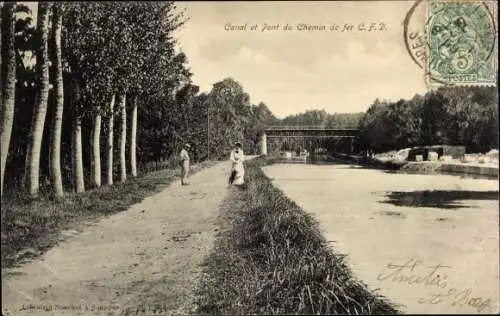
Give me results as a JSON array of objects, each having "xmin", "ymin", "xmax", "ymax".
[
  {"xmin": 194, "ymin": 156, "xmax": 400, "ymax": 314},
  {"xmin": 1, "ymin": 160, "xmax": 216, "ymax": 269}
]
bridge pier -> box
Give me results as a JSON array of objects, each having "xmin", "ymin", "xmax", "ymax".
[{"xmin": 260, "ymin": 132, "xmax": 267, "ymax": 155}]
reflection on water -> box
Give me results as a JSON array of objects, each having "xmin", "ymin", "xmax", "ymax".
[{"xmin": 381, "ymin": 190, "xmax": 499, "ymax": 209}]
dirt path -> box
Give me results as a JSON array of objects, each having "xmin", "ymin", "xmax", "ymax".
[{"xmin": 2, "ymin": 160, "xmax": 238, "ymax": 316}]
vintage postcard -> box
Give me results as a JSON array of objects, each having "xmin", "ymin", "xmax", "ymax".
[{"xmin": 1, "ymin": 1, "xmax": 498, "ymax": 315}]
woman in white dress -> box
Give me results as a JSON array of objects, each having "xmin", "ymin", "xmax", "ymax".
[{"xmin": 229, "ymin": 142, "xmax": 245, "ymax": 186}]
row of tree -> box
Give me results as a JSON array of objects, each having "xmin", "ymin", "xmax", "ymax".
[
  {"xmin": 1, "ymin": 2, "xmax": 278, "ymax": 200},
  {"xmin": 3, "ymin": 3, "xmax": 496, "ymax": 201},
  {"xmin": 279, "ymin": 109, "xmax": 363, "ymax": 129},
  {"xmin": 1, "ymin": 2, "xmax": 187, "ymax": 198},
  {"xmin": 358, "ymin": 86, "xmax": 498, "ymax": 153}
]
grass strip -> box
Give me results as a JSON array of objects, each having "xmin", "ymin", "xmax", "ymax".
[
  {"xmin": 194, "ymin": 156, "xmax": 401, "ymax": 315},
  {"xmin": 1, "ymin": 160, "xmax": 216, "ymax": 269}
]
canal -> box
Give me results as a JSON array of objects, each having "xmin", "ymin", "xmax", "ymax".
[{"xmin": 262, "ymin": 162, "xmax": 499, "ymax": 314}]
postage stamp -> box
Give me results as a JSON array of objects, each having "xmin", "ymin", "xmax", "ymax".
[
  {"xmin": 426, "ymin": 0, "xmax": 497, "ymax": 86},
  {"xmin": 404, "ymin": 0, "xmax": 497, "ymax": 87}
]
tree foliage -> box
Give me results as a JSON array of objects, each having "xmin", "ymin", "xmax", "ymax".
[
  {"xmin": 138, "ymin": 77, "xmax": 278, "ymax": 163},
  {"xmin": 1, "ymin": 1, "xmax": 498, "ymax": 198},
  {"xmin": 358, "ymin": 87, "xmax": 498, "ymax": 153},
  {"xmin": 280, "ymin": 109, "xmax": 363, "ymax": 129}
]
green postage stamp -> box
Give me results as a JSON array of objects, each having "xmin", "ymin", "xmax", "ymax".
[{"xmin": 426, "ymin": 0, "xmax": 497, "ymax": 86}]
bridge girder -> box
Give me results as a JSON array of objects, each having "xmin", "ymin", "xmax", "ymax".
[
  {"xmin": 264, "ymin": 128, "xmax": 359, "ymax": 138},
  {"xmin": 260, "ymin": 126, "xmax": 359, "ymax": 155}
]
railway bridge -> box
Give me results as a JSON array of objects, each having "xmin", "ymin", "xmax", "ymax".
[{"xmin": 260, "ymin": 126, "xmax": 360, "ymax": 158}]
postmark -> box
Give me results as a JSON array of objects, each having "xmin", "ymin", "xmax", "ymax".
[{"xmin": 404, "ymin": 0, "xmax": 498, "ymax": 86}]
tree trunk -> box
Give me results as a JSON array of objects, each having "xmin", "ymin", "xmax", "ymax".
[
  {"xmin": 0, "ymin": 3, "xmax": 2, "ymax": 108},
  {"xmin": 130, "ymin": 96, "xmax": 137, "ymax": 177},
  {"xmin": 106, "ymin": 95, "xmax": 115, "ymax": 185},
  {"xmin": 71, "ymin": 77, "xmax": 84, "ymax": 193},
  {"xmin": 49, "ymin": 3, "xmax": 64, "ymax": 197},
  {"xmin": 1, "ymin": 2, "xmax": 16, "ymax": 197},
  {"xmin": 118, "ymin": 93, "xmax": 127, "ymax": 182},
  {"xmin": 90, "ymin": 108, "xmax": 102, "ymax": 187},
  {"xmin": 24, "ymin": 2, "xmax": 50, "ymax": 196}
]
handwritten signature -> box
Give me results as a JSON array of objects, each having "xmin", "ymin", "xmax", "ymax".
[{"xmin": 377, "ymin": 258, "xmax": 492, "ymax": 313}]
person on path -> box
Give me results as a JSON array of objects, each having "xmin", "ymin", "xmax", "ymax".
[
  {"xmin": 180, "ymin": 143, "xmax": 191, "ymax": 185},
  {"xmin": 229, "ymin": 142, "xmax": 245, "ymax": 186}
]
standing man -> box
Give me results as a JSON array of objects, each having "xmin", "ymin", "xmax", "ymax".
[{"xmin": 180, "ymin": 143, "xmax": 191, "ymax": 185}]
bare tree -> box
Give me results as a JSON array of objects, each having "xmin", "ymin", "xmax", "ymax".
[
  {"xmin": 49, "ymin": 3, "xmax": 64, "ymax": 197},
  {"xmin": 90, "ymin": 107, "xmax": 102, "ymax": 187},
  {"xmin": 106, "ymin": 95, "xmax": 115, "ymax": 185},
  {"xmin": 24, "ymin": 2, "xmax": 50, "ymax": 196},
  {"xmin": 118, "ymin": 93, "xmax": 126, "ymax": 182},
  {"xmin": 71, "ymin": 76, "xmax": 85, "ymax": 193},
  {"xmin": 130, "ymin": 96, "xmax": 138, "ymax": 177},
  {"xmin": 0, "ymin": 2, "xmax": 16, "ymax": 197}
]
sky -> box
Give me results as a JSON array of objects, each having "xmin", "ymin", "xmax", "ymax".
[
  {"xmin": 22, "ymin": 1, "xmax": 429, "ymax": 118},
  {"xmin": 174, "ymin": 1, "xmax": 428, "ymax": 118}
]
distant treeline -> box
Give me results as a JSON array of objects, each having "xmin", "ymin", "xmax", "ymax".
[
  {"xmin": 278, "ymin": 110, "xmax": 364, "ymax": 129},
  {"xmin": 358, "ymin": 86, "xmax": 498, "ymax": 153},
  {"xmin": 271, "ymin": 86, "xmax": 498, "ymax": 154}
]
